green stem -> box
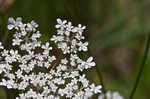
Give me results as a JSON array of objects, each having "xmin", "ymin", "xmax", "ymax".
[
  {"xmin": 129, "ymin": 33, "xmax": 150, "ymax": 99},
  {"xmin": 88, "ymin": 49, "xmax": 106, "ymax": 97},
  {"xmin": 0, "ymin": 12, "xmax": 8, "ymax": 44},
  {"xmin": 95, "ymin": 64, "xmax": 106, "ymax": 94}
]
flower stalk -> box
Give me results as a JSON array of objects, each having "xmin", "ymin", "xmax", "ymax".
[
  {"xmin": 87, "ymin": 49, "xmax": 106, "ymax": 99},
  {"xmin": 129, "ymin": 33, "xmax": 150, "ymax": 99}
]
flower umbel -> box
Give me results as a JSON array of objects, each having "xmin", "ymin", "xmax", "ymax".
[
  {"xmin": 0, "ymin": 17, "xmax": 102, "ymax": 99},
  {"xmin": 98, "ymin": 91, "xmax": 124, "ymax": 99}
]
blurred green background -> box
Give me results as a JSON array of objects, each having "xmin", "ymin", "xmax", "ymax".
[{"xmin": 0, "ymin": 0, "xmax": 149, "ymax": 99}]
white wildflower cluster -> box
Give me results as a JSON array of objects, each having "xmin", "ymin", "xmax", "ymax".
[
  {"xmin": 51, "ymin": 19, "xmax": 88, "ymax": 54},
  {"xmin": 98, "ymin": 91, "xmax": 124, "ymax": 99},
  {"xmin": 0, "ymin": 17, "xmax": 102, "ymax": 99}
]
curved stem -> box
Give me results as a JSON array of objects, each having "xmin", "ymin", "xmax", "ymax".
[
  {"xmin": 88, "ymin": 49, "xmax": 106, "ymax": 95},
  {"xmin": 95, "ymin": 64, "xmax": 106, "ymax": 94},
  {"xmin": 129, "ymin": 33, "xmax": 150, "ymax": 99}
]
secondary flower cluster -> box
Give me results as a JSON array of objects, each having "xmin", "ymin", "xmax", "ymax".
[
  {"xmin": 98, "ymin": 91, "xmax": 124, "ymax": 99},
  {"xmin": 0, "ymin": 17, "xmax": 102, "ymax": 99}
]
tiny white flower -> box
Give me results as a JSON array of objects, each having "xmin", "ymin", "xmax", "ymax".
[
  {"xmin": 12, "ymin": 37, "xmax": 22, "ymax": 46},
  {"xmin": 51, "ymin": 35, "xmax": 64, "ymax": 43},
  {"xmin": 78, "ymin": 41, "xmax": 88, "ymax": 51},
  {"xmin": 15, "ymin": 69, "xmax": 23, "ymax": 78},
  {"xmin": 55, "ymin": 18, "xmax": 67, "ymax": 30},
  {"xmin": 61, "ymin": 58, "xmax": 68, "ymax": 64},
  {"xmin": 57, "ymin": 30, "xmax": 64, "ymax": 35},
  {"xmin": 31, "ymin": 31, "xmax": 41, "ymax": 41},
  {"xmin": 7, "ymin": 17, "xmax": 22, "ymax": 30},
  {"xmin": 58, "ymin": 42, "xmax": 70, "ymax": 54},
  {"xmin": 26, "ymin": 20, "xmax": 38, "ymax": 32},
  {"xmin": 86, "ymin": 57, "xmax": 96, "ymax": 66},
  {"xmin": 90, "ymin": 84, "xmax": 102, "ymax": 93},
  {"xmin": 66, "ymin": 22, "xmax": 73, "ymax": 32},
  {"xmin": 72, "ymin": 24, "xmax": 86, "ymax": 35}
]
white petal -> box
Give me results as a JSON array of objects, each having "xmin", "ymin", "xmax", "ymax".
[
  {"xmin": 84, "ymin": 42, "xmax": 88, "ymax": 46},
  {"xmin": 88, "ymin": 62, "xmax": 96, "ymax": 66},
  {"xmin": 82, "ymin": 26, "xmax": 86, "ymax": 29},
  {"xmin": 78, "ymin": 24, "xmax": 81, "ymax": 27},
  {"xmin": 55, "ymin": 25, "xmax": 60, "ymax": 28},
  {"xmin": 57, "ymin": 18, "xmax": 62, "ymax": 24},
  {"xmin": 16, "ymin": 17, "xmax": 22, "ymax": 22},
  {"xmin": 8, "ymin": 17, "xmax": 15, "ymax": 24},
  {"xmin": 63, "ymin": 20, "xmax": 67, "ymax": 24},
  {"xmin": 83, "ymin": 47, "xmax": 88, "ymax": 51},
  {"xmin": 72, "ymin": 28, "xmax": 78, "ymax": 32},
  {"xmin": 87, "ymin": 57, "xmax": 93, "ymax": 62},
  {"xmin": 7, "ymin": 25, "xmax": 14, "ymax": 30},
  {"xmin": 65, "ymin": 31, "xmax": 70, "ymax": 36}
]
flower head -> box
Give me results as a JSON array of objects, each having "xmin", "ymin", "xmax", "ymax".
[
  {"xmin": 98, "ymin": 91, "xmax": 124, "ymax": 99},
  {"xmin": 0, "ymin": 17, "xmax": 101, "ymax": 99}
]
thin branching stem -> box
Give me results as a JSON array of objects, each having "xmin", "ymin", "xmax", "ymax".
[
  {"xmin": 129, "ymin": 33, "xmax": 150, "ymax": 99},
  {"xmin": 88, "ymin": 49, "xmax": 106, "ymax": 98},
  {"xmin": 95, "ymin": 65, "xmax": 106, "ymax": 94}
]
